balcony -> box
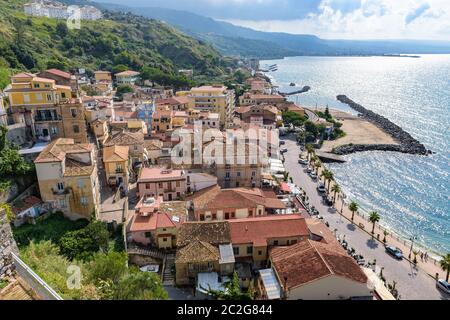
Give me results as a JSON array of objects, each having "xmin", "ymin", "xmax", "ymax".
[
  {"xmin": 164, "ymin": 188, "xmax": 175, "ymax": 193},
  {"xmin": 35, "ymin": 115, "xmax": 62, "ymax": 122}
]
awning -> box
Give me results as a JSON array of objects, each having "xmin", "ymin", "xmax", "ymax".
[{"xmin": 259, "ymin": 269, "xmax": 282, "ymax": 300}]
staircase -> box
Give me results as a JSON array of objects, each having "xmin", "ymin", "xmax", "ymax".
[
  {"xmin": 127, "ymin": 244, "xmax": 166, "ymax": 260},
  {"xmin": 162, "ymin": 254, "xmax": 175, "ymax": 286}
]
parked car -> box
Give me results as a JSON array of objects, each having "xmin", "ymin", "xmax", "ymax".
[
  {"xmin": 309, "ymin": 171, "xmax": 318, "ymax": 179},
  {"xmin": 317, "ymin": 182, "xmax": 326, "ymax": 193},
  {"xmin": 280, "ymin": 148, "xmax": 288, "ymax": 154},
  {"xmin": 298, "ymin": 158, "xmax": 309, "ymax": 165},
  {"xmin": 316, "ymin": 215, "xmax": 324, "ymax": 220},
  {"xmin": 385, "ymin": 246, "xmax": 403, "ymax": 260},
  {"xmin": 279, "ymin": 140, "xmax": 286, "ymax": 145},
  {"xmin": 323, "ymin": 196, "xmax": 333, "ymax": 206},
  {"xmin": 306, "ymin": 167, "xmax": 313, "ymax": 173},
  {"xmin": 436, "ymin": 279, "xmax": 450, "ymax": 294}
]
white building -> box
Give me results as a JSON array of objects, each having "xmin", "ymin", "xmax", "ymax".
[{"xmin": 24, "ymin": 1, "xmax": 103, "ymax": 20}]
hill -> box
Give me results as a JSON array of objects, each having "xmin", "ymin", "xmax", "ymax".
[
  {"xmin": 95, "ymin": 3, "xmax": 450, "ymax": 58},
  {"xmin": 0, "ymin": 0, "xmax": 235, "ymax": 89}
]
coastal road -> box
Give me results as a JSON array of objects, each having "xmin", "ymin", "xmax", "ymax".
[{"xmin": 282, "ymin": 136, "xmax": 448, "ymax": 300}]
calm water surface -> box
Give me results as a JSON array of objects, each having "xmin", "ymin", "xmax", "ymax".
[{"xmin": 262, "ymin": 55, "xmax": 450, "ymax": 254}]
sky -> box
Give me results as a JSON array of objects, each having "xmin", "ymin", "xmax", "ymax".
[{"xmin": 96, "ymin": 0, "xmax": 450, "ymax": 40}]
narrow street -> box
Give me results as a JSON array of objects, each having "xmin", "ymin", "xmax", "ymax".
[{"xmin": 281, "ymin": 135, "xmax": 448, "ymax": 300}]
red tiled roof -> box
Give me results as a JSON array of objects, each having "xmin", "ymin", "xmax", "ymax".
[
  {"xmin": 130, "ymin": 211, "xmax": 177, "ymax": 232},
  {"xmin": 45, "ymin": 69, "xmax": 72, "ymax": 79},
  {"xmin": 229, "ymin": 215, "xmax": 308, "ymax": 247},
  {"xmin": 270, "ymin": 240, "xmax": 368, "ymax": 290},
  {"xmin": 138, "ymin": 167, "xmax": 185, "ymax": 182},
  {"xmin": 12, "ymin": 196, "xmax": 42, "ymax": 215}
]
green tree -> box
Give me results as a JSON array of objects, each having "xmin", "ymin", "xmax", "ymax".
[
  {"xmin": 0, "ymin": 67, "xmax": 9, "ymax": 90},
  {"xmin": 59, "ymin": 221, "xmax": 110, "ymax": 261},
  {"xmin": 86, "ymin": 251, "xmax": 128, "ymax": 286},
  {"xmin": 439, "ymin": 254, "xmax": 450, "ymax": 282},
  {"xmin": 0, "ymin": 203, "xmax": 14, "ymax": 222},
  {"xmin": 113, "ymin": 269, "xmax": 168, "ymax": 300},
  {"xmin": 115, "ymin": 85, "xmax": 134, "ymax": 100},
  {"xmin": 369, "ymin": 211, "xmax": 381, "ymax": 235},
  {"xmin": 349, "ymin": 201, "xmax": 359, "ymax": 222},
  {"xmin": 206, "ymin": 272, "xmax": 252, "ymax": 300},
  {"xmin": 305, "ymin": 143, "xmax": 314, "ymax": 161}
]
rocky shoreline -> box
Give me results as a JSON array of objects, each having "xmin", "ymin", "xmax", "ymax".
[{"xmin": 335, "ymin": 95, "xmax": 430, "ymax": 155}]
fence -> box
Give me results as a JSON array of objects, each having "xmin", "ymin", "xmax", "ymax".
[{"xmin": 12, "ymin": 252, "xmax": 63, "ymax": 300}]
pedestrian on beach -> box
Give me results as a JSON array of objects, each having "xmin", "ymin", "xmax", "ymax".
[{"xmin": 420, "ymin": 252, "xmax": 424, "ymax": 261}]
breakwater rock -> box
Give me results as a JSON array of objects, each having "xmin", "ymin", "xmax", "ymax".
[
  {"xmin": 336, "ymin": 95, "xmax": 429, "ymax": 155},
  {"xmin": 280, "ymin": 86, "xmax": 311, "ymax": 97}
]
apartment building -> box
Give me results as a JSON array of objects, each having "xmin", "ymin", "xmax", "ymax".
[
  {"xmin": 155, "ymin": 96, "xmax": 190, "ymax": 111},
  {"xmin": 229, "ymin": 215, "xmax": 309, "ymax": 268},
  {"xmin": 239, "ymin": 93, "xmax": 285, "ymax": 106},
  {"xmin": 34, "ymin": 138, "xmax": 100, "ymax": 220},
  {"xmin": 5, "ymin": 73, "xmax": 88, "ymax": 143},
  {"xmin": 235, "ymin": 104, "xmax": 279, "ymax": 129},
  {"xmin": 24, "ymin": 1, "xmax": 103, "ymax": 20},
  {"xmin": 104, "ymin": 131, "xmax": 146, "ymax": 166},
  {"xmin": 37, "ymin": 69, "xmax": 78, "ymax": 94},
  {"xmin": 188, "ymin": 185, "xmax": 285, "ymax": 221},
  {"xmin": 188, "ymin": 85, "xmax": 235, "ymax": 128},
  {"xmin": 103, "ymin": 145, "xmax": 130, "ymax": 189},
  {"xmin": 115, "ymin": 70, "xmax": 140, "ymax": 85},
  {"xmin": 152, "ymin": 109, "xmax": 173, "ymax": 133},
  {"xmin": 93, "ymin": 71, "xmax": 113, "ymax": 95},
  {"xmin": 137, "ymin": 167, "xmax": 187, "ymax": 201}
]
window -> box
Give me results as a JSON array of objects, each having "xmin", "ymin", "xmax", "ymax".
[
  {"xmin": 144, "ymin": 232, "xmax": 152, "ymax": 238},
  {"xmin": 59, "ymin": 199, "xmax": 67, "ymax": 208},
  {"xmin": 57, "ymin": 182, "xmax": 64, "ymax": 191},
  {"xmin": 61, "ymin": 92, "xmax": 66, "ymax": 99},
  {"xmin": 116, "ymin": 164, "xmax": 123, "ymax": 172},
  {"xmin": 145, "ymin": 183, "xmax": 151, "ymax": 189},
  {"xmin": 176, "ymin": 181, "xmax": 180, "ymax": 187},
  {"xmin": 258, "ymin": 209, "xmax": 263, "ymax": 216},
  {"xmin": 35, "ymin": 93, "xmax": 42, "ymax": 101},
  {"xmin": 23, "ymin": 94, "xmax": 30, "ymax": 103},
  {"xmin": 158, "ymin": 182, "xmax": 163, "ymax": 188},
  {"xmin": 77, "ymin": 179, "xmax": 85, "ymax": 188},
  {"xmin": 134, "ymin": 145, "xmax": 138, "ymax": 151},
  {"xmin": 247, "ymin": 246, "xmax": 253, "ymax": 254},
  {"xmin": 200, "ymin": 214, "xmax": 205, "ymax": 221},
  {"xmin": 212, "ymin": 213, "xmax": 217, "ymax": 220},
  {"xmin": 273, "ymin": 240, "xmax": 279, "ymax": 246},
  {"xmin": 225, "ymin": 172, "xmax": 230, "ymax": 178},
  {"xmin": 71, "ymin": 108, "xmax": 77, "ymax": 117},
  {"xmin": 46, "ymin": 94, "xmax": 52, "ymax": 101},
  {"xmin": 51, "ymin": 127, "xmax": 58, "ymax": 135},
  {"xmin": 237, "ymin": 171, "xmax": 241, "ymax": 177},
  {"xmin": 233, "ymin": 247, "xmax": 240, "ymax": 255},
  {"xmin": 231, "ymin": 212, "xmax": 235, "ymax": 218},
  {"xmin": 176, "ymin": 192, "xmax": 180, "ymax": 198},
  {"xmin": 80, "ymin": 197, "xmax": 88, "ymax": 206},
  {"xmin": 73, "ymin": 125, "xmax": 80, "ymax": 133},
  {"xmin": 252, "ymin": 171, "xmax": 256, "ymax": 177},
  {"xmin": 33, "ymin": 83, "xmax": 39, "ymax": 88},
  {"xmin": 163, "ymin": 238, "xmax": 168, "ymax": 242},
  {"xmin": 258, "ymin": 250, "xmax": 263, "ymax": 256}
]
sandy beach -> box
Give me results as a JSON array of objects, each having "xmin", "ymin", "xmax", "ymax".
[{"xmin": 319, "ymin": 109, "xmax": 399, "ymax": 153}]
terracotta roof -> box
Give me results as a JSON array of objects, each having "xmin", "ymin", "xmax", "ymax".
[
  {"xmin": 191, "ymin": 85, "xmax": 226, "ymax": 92},
  {"xmin": 34, "ymin": 138, "xmax": 92, "ymax": 163},
  {"xmin": 190, "ymin": 186, "xmax": 285, "ymax": 212},
  {"xmin": 44, "ymin": 69, "xmax": 71, "ymax": 79},
  {"xmin": 130, "ymin": 211, "xmax": 177, "ymax": 232},
  {"xmin": 138, "ymin": 167, "xmax": 185, "ymax": 182},
  {"xmin": 12, "ymin": 196, "xmax": 42, "ymax": 215},
  {"xmin": 243, "ymin": 93, "xmax": 285, "ymax": 100},
  {"xmin": 177, "ymin": 221, "xmax": 231, "ymax": 247},
  {"xmin": 306, "ymin": 219, "xmax": 346, "ymax": 252},
  {"xmin": 11, "ymin": 72, "xmax": 35, "ymax": 79},
  {"xmin": 229, "ymin": 215, "xmax": 308, "ymax": 247},
  {"xmin": 156, "ymin": 96, "xmax": 189, "ymax": 106},
  {"xmin": 94, "ymin": 71, "xmax": 111, "ymax": 74},
  {"xmin": 115, "ymin": 70, "xmax": 140, "ymax": 77},
  {"xmin": 176, "ymin": 241, "xmax": 220, "ymax": 264},
  {"xmin": 64, "ymin": 158, "xmax": 94, "ymax": 177},
  {"xmin": 103, "ymin": 145, "xmax": 129, "ymax": 162},
  {"xmin": 144, "ymin": 139, "xmax": 163, "ymax": 151},
  {"xmin": 270, "ymin": 240, "xmax": 368, "ymax": 290},
  {"xmin": 104, "ymin": 131, "xmax": 144, "ymax": 147}
]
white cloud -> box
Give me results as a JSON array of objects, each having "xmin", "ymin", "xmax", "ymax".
[{"xmin": 224, "ymin": 0, "xmax": 450, "ymax": 40}]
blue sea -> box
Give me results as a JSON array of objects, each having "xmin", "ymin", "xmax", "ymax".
[{"xmin": 261, "ymin": 55, "xmax": 450, "ymax": 254}]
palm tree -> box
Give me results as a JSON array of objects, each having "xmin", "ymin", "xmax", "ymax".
[
  {"xmin": 314, "ymin": 160, "xmax": 321, "ymax": 174},
  {"xmin": 331, "ymin": 184, "xmax": 341, "ymax": 204},
  {"xmin": 369, "ymin": 211, "xmax": 381, "ymax": 235},
  {"xmin": 439, "ymin": 253, "xmax": 450, "ymax": 282},
  {"xmin": 305, "ymin": 143, "xmax": 314, "ymax": 161},
  {"xmin": 383, "ymin": 230, "xmax": 389, "ymax": 243},
  {"xmin": 349, "ymin": 201, "xmax": 358, "ymax": 222},
  {"xmin": 320, "ymin": 169, "xmax": 329, "ymax": 184},
  {"xmin": 326, "ymin": 171, "xmax": 334, "ymax": 193}
]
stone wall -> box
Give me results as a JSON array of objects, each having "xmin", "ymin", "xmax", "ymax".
[{"xmin": 0, "ymin": 208, "xmax": 18, "ymax": 280}]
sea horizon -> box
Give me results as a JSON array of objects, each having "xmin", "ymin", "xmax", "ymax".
[{"xmin": 262, "ymin": 54, "xmax": 450, "ymax": 256}]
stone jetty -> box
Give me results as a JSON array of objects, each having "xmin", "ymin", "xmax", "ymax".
[
  {"xmin": 335, "ymin": 95, "xmax": 429, "ymax": 155},
  {"xmin": 280, "ymin": 86, "xmax": 311, "ymax": 97}
]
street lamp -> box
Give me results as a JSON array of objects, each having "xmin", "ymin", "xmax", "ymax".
[
  {"xmin": 341, "ymin": 193, "xmax": 346, "ymax": 214},
  {"xmin": 408, "ymin": 235, "xmax": 417, "ymax": 259}
]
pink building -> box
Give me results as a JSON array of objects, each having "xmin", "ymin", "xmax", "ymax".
[{"xmin": 137, "ymin": 167, "xmax": 187, "ymax": 201}]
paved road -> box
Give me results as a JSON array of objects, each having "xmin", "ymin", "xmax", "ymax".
[{"xmin": 282, "ymin": 136, "xmax": 448, "ymax": 300}]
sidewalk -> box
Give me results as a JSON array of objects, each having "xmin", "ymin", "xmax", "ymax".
[{"xmin": 311, "ymin": 157, "xmax": 445, "ymax": 281}]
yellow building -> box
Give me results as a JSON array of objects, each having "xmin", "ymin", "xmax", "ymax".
[
  {"xmin": 103, "ymin": 145, "xmax": 130, "ymax": 189},
  {"xmin": 188, "ymin": 85, "xmax": 235, "ymax": 128},
  {"xmin": 94, "ymin": 71, "xmax": 112, "ymax": 82},
  {"xmin": 34, "ymin": 138, "xmax": 100, "ymax": 220},
  {"xmin": 5, "ymin": 73, "xmax": 88, "ymax": 143}
]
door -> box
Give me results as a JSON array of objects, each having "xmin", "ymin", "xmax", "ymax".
[
  {"xmin": 42, "ymin": 128, "xmax": 49, "ymax": 137},
  {"xmin": 168, "ymin": 193, "xmax": 173, "ymax": 201}
]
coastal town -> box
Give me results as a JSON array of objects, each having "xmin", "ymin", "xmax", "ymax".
[{"xmin": 0, "ymin": 0, "xmax": 449, "ymax": 302}]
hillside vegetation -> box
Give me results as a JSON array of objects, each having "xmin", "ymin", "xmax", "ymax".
[{"xmin": 0, "ymin": 0, "xmax": 235, "ymax": 88}]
